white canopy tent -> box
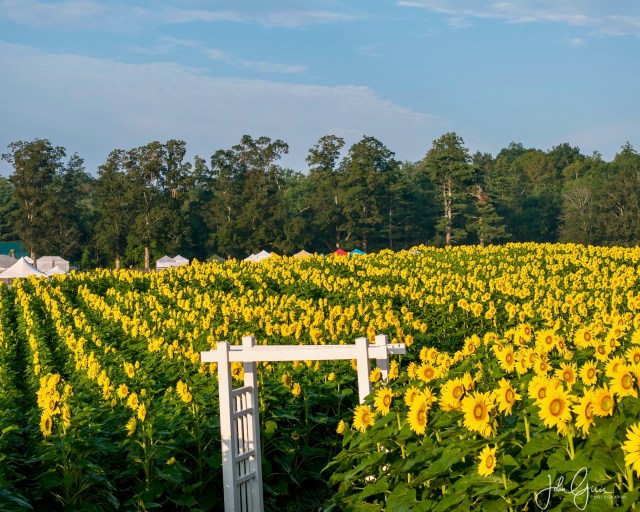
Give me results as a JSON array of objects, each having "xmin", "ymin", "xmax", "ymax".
[
  {"xmin": 37, "ymin": 256, "xmax": 70, "ymax": 273},
  {"xmin": 0, "ymin": 257, "xmax": 48, "ymax": 282},
  {"xmin": 45, "ymin": 265, "xmax": 67, "ymax": 276}
]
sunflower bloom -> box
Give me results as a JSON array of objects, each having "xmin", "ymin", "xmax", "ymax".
[
  {"xmin": 579, "ymin": 361, "xmax": 598, "ymax": 386},
  {"xmin": 555, "ymin": 363, "xmax": 577, "ymax": 387},
  {"xmin": 461, "ymin": 391, "xmax": 495, "ymax": 434},
  {"xmin": 404, "ymin": 386, "xmax": 422, "ymax": 407},
  {"xmin": 622, "ymin": 422, "xmax": 640, "ymax": 477},
  {"xmin": 126, "ymin": 416, "xmax": 137, "ymax": 437},
  {"xmin": 592, "ymin": 385, "xmax": 615, "ymax": 417},
  {"xmin": 336, "ymin": 419, "xmax": 346, "ymax": 434},
  {"xmin": 352, "ymin": 404, "xmax": 375, "ymax": 433},
  {"xmin": 538, "ymin": 385, "xmax": 573, "ymax": 434},
  {"xmin": 374, "ymin": 387, "xmax": 394, "ymax": 416},
  {"xmin": 493, "ymin": 378, "xmax": 522, "ymax": 415},
  {"xmin": 369, "ymin": 367, "xmax": 382, "ymax": 383},
  {"xmin": 572, "ymin": 391, "xmax": 595, "ymax": 437},
  {"xmin": 417, "ymin": 363, "xmax": 437, "ymax": 383},
  {"xmin": 40, "ymin": 413, "xmax": 53, "ymax": 437},
  {"xmin": 407, "ymin": 395, "xmax": 429, "ymax": 435},
  {"xmin": 610, "ymin": 368, "xmax": 637, "ymax": 398},
  {"xmin": 440, "ymin": 378, "xmax": 465, "ymax": 411},
  {"xmin": 478, "ymin": 445, "xmax": 498, "ymax": 477}
]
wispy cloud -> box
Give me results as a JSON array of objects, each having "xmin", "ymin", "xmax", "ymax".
[
  {"xmin": 357, "ymin": 44, "xmax": 385, "ymax": 58},
  {"xmin": 204, "ymin": 48, "xmax": 305, "ymax": 74},
  {"xmin": 446, "ymin": 17, "xmax": 472, "ymax": 29},
  {"xmin": 0, "ymin": 42, "xmax": 439, "ymax": 174},
  {"xmin": 126, "ymin": 37, "xmax": 198, "ymax": 56},
  {"xmin": 0, "ymin": 0, "xmax": 358, "ymax": 30},
  {"xmin": 564, "ymin": 37, "xmax": 586, "ymax": 48},
  {"xmin": 396, "ymin": 0, "xmax": 640, "ymax": 37}
]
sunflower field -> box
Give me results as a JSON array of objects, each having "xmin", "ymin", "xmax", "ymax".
[{"xmin": 2, "ymin": 243, "xmax": 640, "ymax": 511}]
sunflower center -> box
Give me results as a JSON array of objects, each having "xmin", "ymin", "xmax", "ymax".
[
  {"xmin": 506, "ymin": 354, "xmax": 514, "ymax": 364},
  {"xmin": 597, "ymin": 346, "xmax": 606, "ymax": 354},
  {"xmin": 485, "ymin": 454, "xmax": 495, "ymax": 468},
  {"xmin": 453, "ymin": 386, "xmax": 463, "ymax": 399},
  {"xmin": 425, "ymin": 368, "xmax": 434, "ymax": 379},
  {"xmin": 473, "ymin": 403, "xmax": 486, "ymax": 420},
  {"xmin": 622, "ymin": 374, "xmax": 633, "ymax": 390},
  {"xmin": 549, "ymin": 398, "xmax": 563, "ymax": 416},
  {"xmin": 417, "ymin": 410, "xmax": 425, "ymax": 423},
  {"xmin": 505, "ymin": 389, "xmax": 515, "ymax": 404},
  {"xmin": 584, "ymin": 332, "xmax": 592, "ymax": 342},
  {"xmin": 585, "ymin": 403, "xmax": 594, "ymax": 420},
  {"xmin": 587, "ymin": 368, "xmax": 595, "ymax": 379},
  {"xmin": 634, "ymin": 354, "xmax": 640, "ymax": 364},
  {"xmin": 601, "ymin": 396, "xmax": 613, "ymax": 412},
  {"xmin": 383, "ymin": 395, "xmax": 392, "ymax": 407},
  {"xmin": 538, "ymin": 388, "xmax": 547, "ymax": 400},
  {"xmin": 563, "ymin": 371, "xmax": 572, "ymax": 382},
  {"xmin": 545, "ymin": 336, "xmax": 553, "ymax": 345}
]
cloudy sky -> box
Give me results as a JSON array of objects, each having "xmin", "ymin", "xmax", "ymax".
[{"xmin": 1, "ymin": 0, "xmax": 639, "ymax": 176}]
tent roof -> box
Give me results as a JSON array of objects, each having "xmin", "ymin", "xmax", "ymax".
[
  {"xmin": 156, "ymin": 255, "xmax": 174, "ymax": 263},
  {"xmin": 45, "ymin": 265, "xmax": 66, "ymax": 276},
  {"xmin": 351, "ymin": 248, "xmax": 366, "ymax": 255},
  {"xmin": 0, "ymin": 255, "xmax": 17, "ymax": 268},
  {"xmin": 244, "ymin": 253, "xmax": 259, "ymax": 262},
  {"xmin": 173, "ymin": 255, "xmax": 189, "ymax": 263},
  {"xmin": 207, "ymin": 254, "xmax": 225, "ymax": 263},
  {"xmin": 37, "ymin": 255, "xmax": 69, "ymax": 264},
  {"xmin": 0, "ymin": 257, "xmax": 48, "ymax": 279},
  {"xmin": 333, "ymin": 248, "xmax": 348, "ymax": 256},
  {"xmin": 293, "ymin": 250, "xmax": 312, "ymax": 258}
]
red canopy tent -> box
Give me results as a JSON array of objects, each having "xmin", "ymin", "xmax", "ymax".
[{"xmin": 333, "ymin": 248, "xmax": 348, "ymax": 256}]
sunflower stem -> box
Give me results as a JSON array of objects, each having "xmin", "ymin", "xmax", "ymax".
[
  {"xmin": 567, "ymin": 430, "xmax": 575, "ymax": 460},
  {"xmin": 523, "ymin": 412, "xmax": 531, "ymax": 443},
  {"xmin": 627, "ymin": 465, "xmax": 634, "ymax": 493}
]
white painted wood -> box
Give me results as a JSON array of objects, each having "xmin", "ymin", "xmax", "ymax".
[{"xmin": 202, "ymin": 335, "xmax": 405, "ymax": 512}]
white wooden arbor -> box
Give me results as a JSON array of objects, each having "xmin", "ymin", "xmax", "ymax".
[{"xmin": 201, "ymin": 334, "xmax": 405, "ymax": 512}]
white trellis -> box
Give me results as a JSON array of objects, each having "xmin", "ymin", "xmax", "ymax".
[{"xmin": 200, "ymin": 334, "xmax": 405, "ymax": 512}]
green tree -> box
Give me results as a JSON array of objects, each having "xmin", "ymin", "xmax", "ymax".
[
  {"xmin": 0, "ymin": 177, "xmax": 18, "ymax": 242},
  {"xmin": 2, "ymin": 139, "xmax": 66, "ymax": 259},
  {"xmin": 419, "ymin": 132, "xmax": 474, "ymax": 246},
  {"xmin": 339, "ymin": 136, "xmax": 398, "ymax": 252},
  {"xmin": 306, "ymin": 135, "xmax": 346, "ymax": 251}
]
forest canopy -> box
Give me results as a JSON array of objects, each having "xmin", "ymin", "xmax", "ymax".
[{"xmin": 1, "ymin": 134, "xmax": 639, "ymax": 269}]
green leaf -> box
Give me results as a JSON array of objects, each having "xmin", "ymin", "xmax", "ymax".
[
  {"xmin": 386, "ymin": 482, "xmax": 417, "ymax": 511},
  {"xmin": 359, "ymin": 478, "xmax": 389, "ymax": 500},
  {"xmin": 520, "ymin": 435, "xmax": 561, "ymax": 457}
]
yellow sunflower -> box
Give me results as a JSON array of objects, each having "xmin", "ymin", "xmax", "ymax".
[
  {"xmin": 404, "ymin": 386, "xmax": 422, "ymax": 407},
  {"xmin": 440, "ymin": 378, "xmax": 465, "ymax": 411},
  {"xmin": 126, "ymin": 416, "xmax": 137, "ymax": 437},
  {"xmin": 572, "ymin": 390, "xmax": 595, "ymax": 437},
  {"xmin": 40, "ymin": 413, "xmax": 53, "ymax": 438},
  {"xmin": 592, "ymin": 385, "xmax": 615, "ymax": 417},
  {"xmin": 496, "ymin": 344, "xmax": 516, "ymax": 373},
  {"xmin": 416, "ymin": 363, "xmax": 438, "ymax": 383},
  {"xmin": 626, "ymin": 346, "xmax": 640, "ymax": 366},
  {"xmin": 477, "ymin": 445, "xmax": 498, "ymax": 477},
  {"xmin": 573, "ymin": 326, "xmax": 594, "ymax": 349},
  {"xmin": 610, "ymin": 368, "xmax": 637, "ymax": 398},
  {"xmin": 538, "ymin": 385, "xmax": 573, "ymax": 434},
  {"xmin": 579, "ymin": 361, "xmax": 598, "ymax": 386},
  {"xmin": 407, "ymin": 395, "xmax": 429, "ymax": 435},
  {"xmin": 555, "ymin": 362, "xmax": 577, "ymax": 387},
  {"xmin": 336, "ymin": 419, "xmax": 346, "ymax": 434},
  {"xmin": 461, "ymin": 391, "xmax": 495, "ymax": 434},
  {"xmin": 374, "ymin": 387, "xmax": 394, "ymax": 416},
  {"xmin": 536, "ymin": 329, "xmax": 557, "ymax": 353},
  {"xmin": 622, "ymin": 422, "xmax": 640, "ymax": 477},
  {"xmin": 493, "ymin": 378, "xmax": 522, "ymax": 415},
  {"xmin": 352, "ymin": 404, "xmax": 375, "ymax": 433}
]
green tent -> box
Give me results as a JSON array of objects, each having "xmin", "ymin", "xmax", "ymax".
[{"xmin": 207, "ymin": 254, "xmax": 225, "ymax": 263}]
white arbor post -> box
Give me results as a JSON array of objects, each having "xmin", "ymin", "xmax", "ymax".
[{"xmin": 201, "ymin": 334, "xmax": 405, "ymax": 512}]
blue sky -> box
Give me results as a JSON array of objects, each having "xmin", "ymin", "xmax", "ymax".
[{"xmin": 1, "ymin": 1, "xmax": 639, "ymax": 176}]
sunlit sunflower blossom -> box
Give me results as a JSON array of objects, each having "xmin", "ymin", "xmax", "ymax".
[
  {"xmin": 572, "ymin": 390, "xmax": 595, "ymax": 437},
  {"xmin": 352, "ymin": 404, "xmax": 375, "ymax": 433},
  {"xmin": 621, "ymin": 422, "xmax": 640, "ymax": 477},
  {"xmin": 477, "ymin": 445, "xmax": 498, "ymax": 477},
  {"xmin": 626, "ymin": 346, "xmax": 640, "ymax": 366},
  {"xmin": 281, "ymin": 374, "xmax": 292, "ymax": 387},
  {"xmin": 388, "ymin": 360, "xmax": 399, "ymax": 381},
  {"xmin": 126, "ymin": 392, "xmax": 139, "ymax": 411},
  {"xmin": 440, "ymin": 378, "xmax": 465, "ymax": 411},
  {"xmin": 610, "ymin": 368, "xmax": 637, "ymax": 398},
  {"xmin": 493, "ymin": 378, "xmax": 522, "ymax": 415},
  {"xmin": 528, "ymin": 375, "xmax": 553, "ymax": 404},
  {"xmin": 461, "ymin": 391, "xmax": 495, "ymax": 434},
  {"xmin": 538, "ymin": 385, "xmax": 573, "ymax": 435},
  {"xmin": 579, "ymin": 361, "xmax": 599, "ymax": 386},
  {"xmin": 407, "ymin": 395, "xmax": 429, "ymax": 435},
  {"xmin": 374, "ymin": 387, "xmax": 394, "ymax": 416},
  {"xmin": 416, "ymin": 363, "xmax": 438, "ymax": 383},
  {"xmin": 533, "ymin": 353, "xmax": 551, "ymax": 376},
  {"xmin": 555, "ymin": 362, "xmax": 577, "ymax": 387},
  {"xmin": 126, "ymin": 416, "xmax": 137, "ymax": 437},
  {"xmin": 336, "ymin": 419, "xmax": 346, "ymax": 434},
  {"xmin": 369, "ymin": 367, "xmax": 382, "ymax": 383},
  {"xmin": 574, "ymin": 326, "xmax": 594, "ymax": 349},
  {"xmin": 124, "ymin": 362, "xmax": 135, "ymax": 379},
  {"xmin": 137, "ymin": 402, "xmax": 147, "ymax": 422},
  {"xmin": 592, "ymin": 385, "xmax": 615, "ymax": 417},
  {"xmin": 40, "ymin": 413, "xmax": 53, "ymax": 438},
  {"xmin": 536, "ymin": 329, "xmax": 557, "ymax": 354},
  {"xmin": 495, "ymin": 344, "xmax": 516, "ymax": 373},
  {"xmin": 291, "ymin": 383, "xmax": 302, "ymax": 397},
  {"xmin": 404, "ymin": 386, "xmax": 422, "ymax": 407},
  {"xmin": 605, "ymin": 357, "xmax": 627, "ymax": 379}
]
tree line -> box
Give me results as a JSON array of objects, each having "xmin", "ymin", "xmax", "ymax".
[{"xmin": 1, "ymin": 133, "xmax": 639, "ymax": 270}]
